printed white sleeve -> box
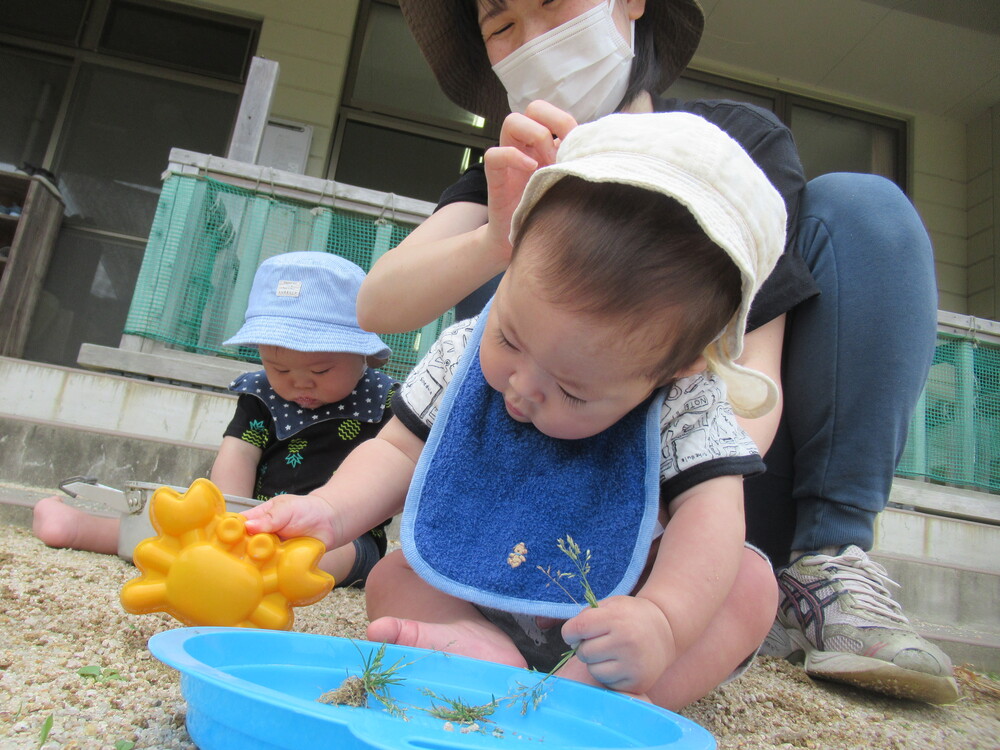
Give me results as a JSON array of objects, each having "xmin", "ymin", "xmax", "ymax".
[
  {"xmin": 398, "ymin": 318, "xmax": 477, "ymax": 430},
  {"xmin": 658, "ymin": 371, "xmax": 761, "ymax": 485}
]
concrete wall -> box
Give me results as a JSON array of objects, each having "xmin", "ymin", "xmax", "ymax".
[{"xmin": 179, "ymin": 0, "xmax": 361, "ymax": 179}]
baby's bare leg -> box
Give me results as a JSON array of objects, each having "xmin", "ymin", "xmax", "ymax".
[
  {"xmin": 32, "ymin": 496, "xmax": 120, "ymax": 555},
  {"xmin": 646, "ymin": 546, "xmax": 778, "ymax": 711},
  {"xmin": 365, "ymin": 550, "xmax": 526, "ymax": 668},
  {"xmin": 319, "ymin": 543, "xmax": 357, "ymax": 585}
]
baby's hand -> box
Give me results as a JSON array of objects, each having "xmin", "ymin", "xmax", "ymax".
[
  {"xmin": 561, "ymin": 596, "xmax": 674, "ymax": 695},
  {"xmin": 242, "ymin": 493, "xmax": 341, "ymax": 549}
]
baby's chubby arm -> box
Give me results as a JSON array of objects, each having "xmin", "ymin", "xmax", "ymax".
[
  {"xmin": 209, "ymin": 436, "xmax": 261, "ymax": 498},
  {"xmin": 561, "ymin": 476, "xmax": 746, "ymax": 694},
  {"xmin": 242, "ymin": 417, "xmax": 424, "ymax": 549}
]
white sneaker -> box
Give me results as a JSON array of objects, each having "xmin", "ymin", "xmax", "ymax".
[{"xmin": 772, "ymin": 545, "xmax": 960, "ymax": 704}]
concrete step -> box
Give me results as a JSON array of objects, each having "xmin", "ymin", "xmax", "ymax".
[
  {"xmin": 0, "ymin": 414, "xmax": 215, "ymax": 493},
  {"xmin": 871, "ymin": 551, "xmax": 1000, "ymax": 672},
  {"xmin": 870, "ymin": 551, "xmax": 999, "ymax": 632},
  {"xmin": 0, "ymin": 355, "xmax": 235, "ymax": 450},
  {"xmin": 878, "ymin": 479, "xmax": 1000, "ymax": 571}
]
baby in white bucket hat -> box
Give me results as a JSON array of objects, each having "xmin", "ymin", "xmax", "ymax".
[{"xmin": 245, "ymin": 112, "xmax": 786, "ymax": 710}]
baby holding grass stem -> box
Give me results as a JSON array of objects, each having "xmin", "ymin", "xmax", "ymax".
[
  {"xmin": 244, "ymin": 111, "xmax": 785, "ymax": 709},
  {"xmin": 33, "ymin": 251, "xmax": 396, "ymax": 588}
]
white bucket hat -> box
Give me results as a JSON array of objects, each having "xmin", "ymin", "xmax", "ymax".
[{"xmin": 509, "ymin": 112, "xmax": 786, "ymax": 419}]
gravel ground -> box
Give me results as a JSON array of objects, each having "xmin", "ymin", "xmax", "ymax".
[{"xmin": 1, "ymin": 521, "xmax": 998, "ymax": 750}]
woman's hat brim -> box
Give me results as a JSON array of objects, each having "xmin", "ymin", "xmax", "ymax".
[{"xmin": 399, "ymin": 0, "xmax": 705, "ymax": 123}]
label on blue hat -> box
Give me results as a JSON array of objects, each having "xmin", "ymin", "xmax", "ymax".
[{"xmin": 276, "ymin": 280, "xmax": 301, "ymax": 297}]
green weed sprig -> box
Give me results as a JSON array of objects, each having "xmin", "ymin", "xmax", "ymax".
[
  {"xmin": 319, "ymin": 535, "xmax": 599, "ymax": 725},
  {"xmin": 318, "ymin": 642, "xmax": 416, "ymax": 717},
  {"xmin": 77, "ymin": 665, "xmax": 126, "ymax": 684},
  {"xmin": 35, "ymin": 714, "xmax": 52, "ymax": 749},
  {"xmin": 513, "ymin": 535, "xmax": 599, "ymax": 712},
  {"xmin": 420, "ymin": 688, "xmax": 499, "ymax": 725}
]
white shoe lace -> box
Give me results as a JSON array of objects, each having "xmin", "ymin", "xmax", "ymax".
[{"xmin": 809, "ymin": 547, "xmax": 909, "ymax": 625}]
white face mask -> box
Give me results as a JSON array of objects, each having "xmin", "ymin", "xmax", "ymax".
[{"xmin": 491, "ymin": 0, "xmax": 635, "ymax": 124}]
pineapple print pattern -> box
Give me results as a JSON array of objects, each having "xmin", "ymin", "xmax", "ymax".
[
  {"xmin": 228, "ymin": 369, "xmax": 399, "ymax": 502},
  {"xmin": 285, "ymin": 438, "xmax": 308, "ymax": 467},
  {"xmin": 241, "ymin": 419, "xmax": 269, "ymax": 448},
  {"xmin": 338, "ymin": 419, "xmax": 361, "ymax": 441}
]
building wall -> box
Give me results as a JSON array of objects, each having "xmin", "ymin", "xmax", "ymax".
[
  {"xmin": 180, "ymin": 0, "xmax": 361, "ymax": 178},
  {"xmin": 913, "ymin": 114, "xmax": 971, "ymax": 314},
  {"xmin": 968, "ymin": 108, "xmax": 999, "ymax": 320}
]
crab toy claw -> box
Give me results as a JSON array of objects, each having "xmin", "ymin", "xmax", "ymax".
[{"xmin": 120, "ymin": 478, "xmax": 334, "ymax": 629}]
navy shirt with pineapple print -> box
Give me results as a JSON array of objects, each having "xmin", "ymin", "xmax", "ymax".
[{"xmin": 224, "ymin": 368, "xmax": 398, "ymax": 551}]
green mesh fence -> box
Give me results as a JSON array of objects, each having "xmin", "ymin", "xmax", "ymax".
[
  {"xmin": 129, "ymin": 175, "xmax": 1000, "ymax": 495},
  {"xmin": 898, "ymin": 332, "xmax": 1000, "ymax": 494},
  {"xmin": 125, "ymin": 174, "xmax": 452, "ymax": 383}
]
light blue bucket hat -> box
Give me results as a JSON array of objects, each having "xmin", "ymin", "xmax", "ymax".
[{"xmin": 223, "ymin": 251, "xmax": 391, "ymax": 364}]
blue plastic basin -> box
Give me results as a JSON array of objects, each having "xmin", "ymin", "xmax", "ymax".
[{"xmin": 149, "ymin": 627, "xmax": 716, "ymax": 750}]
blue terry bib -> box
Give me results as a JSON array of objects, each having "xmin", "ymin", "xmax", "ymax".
[{"xmin": 401, "ymin": 304, "xmax": 663, "ymax": 618}]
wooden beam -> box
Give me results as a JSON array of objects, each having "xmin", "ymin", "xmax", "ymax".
[
  {"xmin": 166, "ymin": 148, "xmax": 436, "ymax": 225},
  {"xmin": 227, "ymin": 57, "xmax": 280, "ymax": 165}
]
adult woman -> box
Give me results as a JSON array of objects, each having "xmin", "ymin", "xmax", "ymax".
[{"xmin": 357, "ymin": 0, "xmax": 956, "ymax": 705}]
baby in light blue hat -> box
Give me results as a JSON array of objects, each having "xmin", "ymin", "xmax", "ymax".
[
  {"xmin": 219, "ymin": 251, "xmax": 398, "ymax": 586},
  {"xmin": 34, "ymin": 251, "xmax": 397, "ymax": 589}
]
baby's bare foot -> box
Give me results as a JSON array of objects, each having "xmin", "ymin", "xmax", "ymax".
[
  {"xmin": 32, "ymin": 496, "xmax": 119, "ymax": 554},
  {"xmin": 33, "ymin": 496, "xmax": 83, "ymax": 548},
  {"xmin": 367, "ymin": 616, "xmax": 527, "ymax": 668}
]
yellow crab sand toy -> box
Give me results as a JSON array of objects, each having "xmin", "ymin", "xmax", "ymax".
[{"xmin": 120, "ymin": 478, "xmax": 334, "ymax": 630}]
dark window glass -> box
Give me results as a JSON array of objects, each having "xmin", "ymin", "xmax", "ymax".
[
  {"xmin": 334, "ymin": 120, "xmax": 484, "ymax": 205},
  {"xmin": 791, "ymin": 104, "xmax": 901, "ymax": 184},
  {"xmin": 0, "ymin": 49, "xmax": 72, "ymax": 170},
  {"xmin": 100, "ymin": 0, "xmax": 256, "ymax": 81},
  {"xmin": 24, "ymin": 228, "xmax": 145, "ymax": 367},
  {"xmin": 350, "ymin": 1, "xmax": 484, "ymax": 131},
  {"xmin": 6, "ymin": 0, "xmax": 89, "ymax": 45},
  {"xmin": 54, "ymin": 64, "xmax": 239, "ymax": 236},
  {"xmin": 672, "ymin": 73, "xmax": 904, "ymax": 187}
]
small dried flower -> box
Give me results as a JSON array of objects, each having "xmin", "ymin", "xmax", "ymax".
[{"xmin": 506, "ymin": 542, "xmax": 528, "ymax": 568}]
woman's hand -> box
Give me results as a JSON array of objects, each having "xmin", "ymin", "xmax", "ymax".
[
  {"xmin": 483, "ymin": 142, "xmax": 536, "ymax": 258},
  {"xmin": 243, "ymin": 492, "xmax": 343, "ymax": 549},
  {"xmin": 499, "ymin": 100, "xmax": 578, "ymax": 167},
  {"xmin": 561, "ymin": 595, "xmax": 674, "ymax": 695},
  {"xmin": 483, "ymin": 101, "xmax": 579, "ymax": 260}
]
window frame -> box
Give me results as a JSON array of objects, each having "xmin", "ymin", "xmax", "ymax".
[
  {"xmin": 330, "ymin": 4, "xmax": 911, "ymax": 196},
  {"xmin": 678, "ymin": 69, "xmax": 909, "ymax": 190},
  {"xmin": 328, "ymin": 0, "xmax": 499, "ymax": 188},
  {"xmin": 96, "ymin": 0, "xmax": 260, "ymax": 83},
  {"xmin": 1, "ymin": 0, "xmax": 255, "ymax": 182}
]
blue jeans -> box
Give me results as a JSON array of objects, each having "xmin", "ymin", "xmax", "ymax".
[{"xmin": 744, "ymin": 173, "xmax": 938, "ymax": 566}]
